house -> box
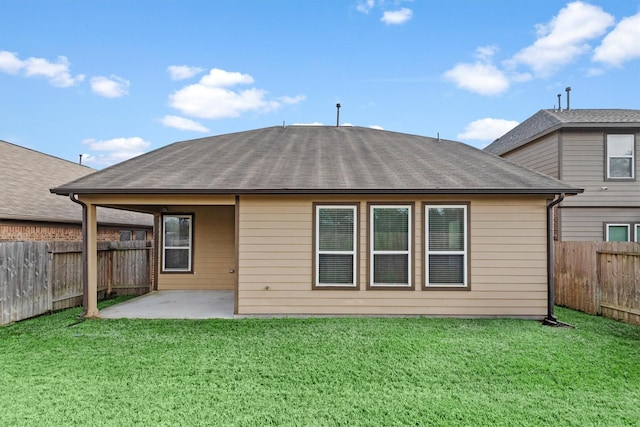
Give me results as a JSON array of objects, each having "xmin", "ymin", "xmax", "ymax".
[
  {"xmin": 484, "ymin": 109, "xmax": 640, "ymax": 242},
  {"xmin": 0, "ymin": 139, "xmax": 153, "ymax": 242},
  {"xmin": 51, "ymin": 126, "xmax": 581, "ymax": 318}
]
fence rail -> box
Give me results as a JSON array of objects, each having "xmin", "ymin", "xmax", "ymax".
[
  {"xmin": 1, "ymin": 241, "xmax": 152, "ymax": 325},
  {"xmin": 555, "ymin": 241, "xmax": 640, "ymax": 326}
]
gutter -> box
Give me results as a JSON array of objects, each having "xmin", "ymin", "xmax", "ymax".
[
  {"xmin": 69, "ymin": 193, "xmax": 88, "ymax": 318},
  {"xmin": 543, "ymin": 193, "xmax": 573, "ymax": 327}
]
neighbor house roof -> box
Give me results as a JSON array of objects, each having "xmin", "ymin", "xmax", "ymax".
[
  {"xmin": 484, "ymin": 109, "xmax": 640, "ymax": 156},
  {"xmin": 52, "ymin": 126, "xmax": 581, "ymax": 196},
  {"xmin": 0, "ymin": 140, "xmax": 153, "ymax": 226}
]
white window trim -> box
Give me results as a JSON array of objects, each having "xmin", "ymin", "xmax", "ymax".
[
  {"xmin": 425, "ymin": 204, "xmax": 468, "ymax": 287},
  {"xmin": 605, "ymin": 223, "xmax": 630, "ymax": 242},
  {"xmin": 162, "ymin": 214, "xmax": 193, "ymax": 272},
  {"xmin": 606, "ymin": 134, "xmax": 635, "ymax": 179},
  {"xmin": 370, "ymin": 205, "xmax": 412, "ymax": 287},
  {"xmin": 315, "ymin": 205, "xmax": 358, "ymax": 287}
]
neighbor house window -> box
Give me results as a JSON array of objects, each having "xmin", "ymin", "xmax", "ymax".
[
  {"xmin": 606, "ymin": 135, "xmax": 635, "ymax": 179},
  {"xmin": 314, "ymin": 205, "xmax": 358, "ymax": 288},
  {"xmin": 369, "ymin": 204, "xmax": 412, "ymax": 288},
  {"xmin": 425, "ymin": 204, "xmax": 468, "ymax": 288},
  {"xmin": 119, "ymin": 230, "xmax": 132, "ymax": 241},
  {"xmin": 162, "ymin": 214, "xmax": 193, "ymax": 272},
  {"xmin": 636, "ymin": 225, "xmax": 640, "ymax": 243},
  {"xmin": 606, "ymin": 224, "xmax": 630, "ymax": 242},
  {"xmin": 135, "ymin": 230, "xmax": 147, "ymax": 241}
]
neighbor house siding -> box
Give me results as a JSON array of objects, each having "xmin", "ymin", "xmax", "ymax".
[
  {"xmin": 559, "ymin": 207, "xmax": 640, "ymax": 241},
  {"xmin": 561, "ymin": 130, "xmax": 640, "ymax": 208},
  {"xmin": 237, "ymin": 195, "xmax": 548, "ymax": 317},
  {"xmin": 503, "ymin": 133, "xmax": 559, "ymax": 178},
  {"xmin": 158, "ymin": 205, "xmax": 236, "ymax": 290}
]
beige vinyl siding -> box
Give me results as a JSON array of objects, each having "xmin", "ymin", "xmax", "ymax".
[
  {"xmin": 559, "ymin": 207, "xmax": 640, "ymax": 241},
  {"xmin": 237, "ymin": 195, "xmax": 548, "ymax": 317},
  {"xmin": 158, "ymin": 205, "xmax": 236, "ymax": 290},
  {"xmin": 503, "ymin": 133, "xmax": 559, "ymax": 178},
  {"xmin": 561, "ymin": 130, "xmax": 640, "ymax": 208}
]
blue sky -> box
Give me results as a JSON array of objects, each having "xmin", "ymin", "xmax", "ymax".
[{"xmin": 1, "ymin": 0, "xmax": 639, "ymax": 168}]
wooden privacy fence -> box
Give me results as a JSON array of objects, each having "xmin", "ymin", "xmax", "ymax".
[
  {"xmin": 0, "ymin": 241, "xmax": 152, "ymax": 325},
  {"xmin": 555, "ymin": 241, "xmax": 640, "ymax": 326}
]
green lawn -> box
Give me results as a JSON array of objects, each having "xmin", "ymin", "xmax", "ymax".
[{"xmin": 1, "ymin": 301, "xmax": 639, "ymax": 426}]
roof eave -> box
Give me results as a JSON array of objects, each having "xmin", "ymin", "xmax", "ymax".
[{"xmin": 51, "ymin": 187, "xmax": 583, "ymax": 196}]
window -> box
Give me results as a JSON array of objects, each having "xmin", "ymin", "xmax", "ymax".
[
  {"xmin": 119, "ymin": 230, "xmax": 132, "ymax": 241},
  {"xmin": 606, "ymin": 224, "xmax": 630, "ymax": 242},
  {"xmin": 425, "ymin": 204, "xmax": 468, "ymax": 288},
  {"xmin": 606, "ymin": 135, "xmax": 635, "ymax": 179},
  {"xmin": 314, "ymin": 205, "xmax": 358, "ymax": 288},
  {"xmin": 636, "ymin": 225, "xmax": 640, "ymax": 243},
  {"xmin": 135, "ymin": 230, "xmax": 147, "ymax": 241},
  {"xmin": 370, "ymin": 204, "xmax": 412, "ymax": 288},
  {"xmin": 162, "ymin": 214, "xmax": 193, "ymax": 272}
]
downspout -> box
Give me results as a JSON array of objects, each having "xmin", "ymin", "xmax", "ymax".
[
  {"xmin": 543, "ymin": 193, "xmax": 573, "ymax": 327},
  {"xmin": 70, "ymin": 193, "xmax": 88, "ymax": 318}
]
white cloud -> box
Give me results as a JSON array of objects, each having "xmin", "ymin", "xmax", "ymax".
[
  {"xmin": 356, "ymin": 0, "xmax": 375, "ymax": 14},
  {"xmin": 200, "ymin": 68, "xmax": 254, "ymax": 87},
  {"xmin": 278, "ymin": 95, "xmax": 307, "ymax": 105},
  {"xmin": 457, "ymin": 118, "xmax": 519, "ymax": 143},
  {"xmin": 167, "ymin": 65, "xmax": 204, "ymax": 80},
  {"xmin": 443, "ymin": 45, "xmax": 511, "ymax": 96},
  {"xmin": 169, "ymin": 67, "xmax": 304, "ymax": 120},
  {"xmin": 0, "ymin": 50, "xmax": 85, "ymax": 87},
  {"xmin": 0, "ymin": 51, "xmax": 23, "ymax": 74},
  {"xmin": 369, "ymin": 125, "xmax": 384, "ymax": 130},
  {"xmin": 509, "ymin": 1, "xmax": 614, "ymax": 76},
  {"xmin": 160, "ymin": 115, "xmax": 210, "ymax": 133},
  {"xmin": 81, "ymin": 137, "xmax": 151, "ymax": 167},
  {"xmin": 292, "ymin": 122, "xmax": 324, "ymax": 126},
  {"xmin": 593, "ymin": 12, "xmax": 640, "ymax": 67},
  {"xmin": 381, "ymin": 8, "xmax": 413, "ymax": 25},
  {"xmin": 90, "ymin": 75, "xmax": 130, "ymax": 98},
  {"xmin": 443, "ymin": 62, "xmax": 510, "ymax": 96}
]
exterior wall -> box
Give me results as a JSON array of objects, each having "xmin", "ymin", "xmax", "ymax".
[
  {"xmin": 237, "ymin": 194, "xmax": 548, "ymax": 317},
  {"xmin": 158, "ymin": 205, "xmax": 236, "ymax": 291},
  {"xmin": 559, "ymin": 207, "xmax": 640, "ymax": 241},
  {"xmin": 560, "ymin": 130, "xmax": 640, "ymax": 208},
  {"xmin": 503, "ymin": 133, "xmax": 559, "ymax": 178},
  {"xmin": 0, "ymin": 220, "xmax": 152, "ymax": 243},
  {"xmin": 502, "ymin": 129, "xmax": 640, "ymax": 241}
]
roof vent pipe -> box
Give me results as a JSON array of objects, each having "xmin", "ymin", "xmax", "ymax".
[
  {"xmin": 79, "ymin": 154, "xmax": 83, "ymax": 165},
  {"xmin": 557, "ymin": 93, "xmax": 562, "ymax": 111},
  {"xmin": 336, "ymin": 103, "xmax": 341, "ymax": 127},
  {"xmin": 565, "ymin": 86, "xmax": 571, "ymax": 110}
]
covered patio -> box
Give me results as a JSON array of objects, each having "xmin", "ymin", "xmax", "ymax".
[{"xmin": 99, "ymin": 290, "xmax": 235, "ymax": 319}]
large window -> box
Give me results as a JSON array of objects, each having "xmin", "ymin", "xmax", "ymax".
[
  {"xmin": 162, "ymin": 214, "xmax": 193, "ymax": 272},
  {"xmin": 606, "ymin": 224, "xmax": 630, "ymax": 242},
  {"xmin": 369, "ymin": 204, "xmax": 412, "ymax": 288},
  {"xmin": 425, "ymin": 204, "xmax": 468, "ymax": 288},
  {"xmin": 606, "ymin": 135, "xmax": 635, "ymax": 179},
  {"xmin": 314, "ymin": 205, "xmax": 357, "ymax": 288}
]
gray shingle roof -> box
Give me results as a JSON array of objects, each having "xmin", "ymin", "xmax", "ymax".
[
  {"xmin": 485, "ymin": 109, "xmax": 640, "ymax": 156},
  {"xmin": 0, "ymin": 140, "xmax": 153, "ymax": 226},
  {"xmin": 52, "ymin": 126, "xmax": 581, "ymax": 195}
]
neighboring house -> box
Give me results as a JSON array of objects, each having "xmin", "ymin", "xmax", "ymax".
[
  {"xmin": 52, "ymin": 126, "xmax": 580, "ymax": 318},
  {"xmin": 0, "ymin": 140, "xmax": 154, "ymax": 242},
  {"xmin": 485, "ymin": 109, "xmax": 640, "ymax": 242}
]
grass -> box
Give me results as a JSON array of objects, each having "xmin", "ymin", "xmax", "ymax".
[{"xmin": 1, "ymin": 301, "xmax": 639, "ymax": 426}]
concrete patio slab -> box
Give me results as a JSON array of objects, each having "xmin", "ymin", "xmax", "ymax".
[{"xmin": 99, "ymin": 290, "xmax": 235, "ymax": 319}]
